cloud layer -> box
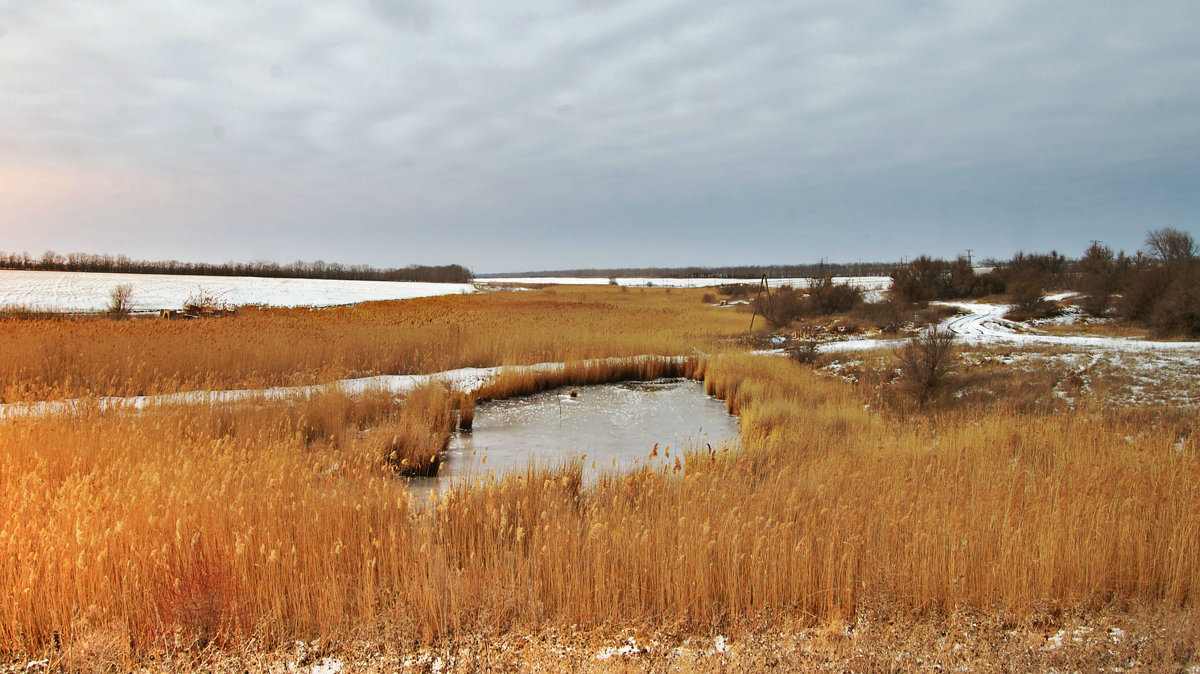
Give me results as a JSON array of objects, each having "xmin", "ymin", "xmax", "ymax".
[{"xmin": 1, "ymin": 1, "xmax": 1197, "ymax": 271}]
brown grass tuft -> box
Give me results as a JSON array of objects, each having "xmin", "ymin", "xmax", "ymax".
[{"xmin": 377, "ymin": 384, "xmax": 457, "ymax": 477}]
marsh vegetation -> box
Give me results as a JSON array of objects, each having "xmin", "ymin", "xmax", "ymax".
[{"xmin": 1, "ymin": 284, "xmax": 1197, "ymax": 670}]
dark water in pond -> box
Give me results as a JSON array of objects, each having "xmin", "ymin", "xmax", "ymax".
[{"xmin": 406, "ymin": 378, "xmax": 739, "ymax": 499}]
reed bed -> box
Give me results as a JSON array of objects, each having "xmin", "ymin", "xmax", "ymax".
[
  {"xmin": 0, "ymin": 287, "xmax": 745, "ymax": 403},
  {"xmin": 376, "ymin": 384, "xmax": 458, "ymax": 477},
  {"xmin": 473, "ymin": 355, "xmax": 704, "ymax": 402},
  {"xmin": 2, "ymin": 348, "xmax": 1197, "ymax": 666}
]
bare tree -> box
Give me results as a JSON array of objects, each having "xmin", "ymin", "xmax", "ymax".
[
  {"xmin": 1145, "ymin": 227, "xmax": 1197, "ymax": 265},
  {"xmin": 108, "ymin": 283, "xmax": 134, "ymax": 318}
]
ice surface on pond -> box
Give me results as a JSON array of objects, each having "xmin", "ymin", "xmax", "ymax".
[{"xmin": 409, "ymin": 378, "xmax": 739, "ymax": 497}]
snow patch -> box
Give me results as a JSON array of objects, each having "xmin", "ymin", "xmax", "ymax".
[{"xmin": 0, "ymin": 356, "xmax": 693, "ymax": 419}]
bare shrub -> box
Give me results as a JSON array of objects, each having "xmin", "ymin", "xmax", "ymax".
[
  {"xmin": 1149, "ymin": 269, "xmax": 1200, "ymax": 338},
  {"xmin": 786, "ymin": 325, "xmax": 823, "ymax": 364},
  {"xmin": 752, "ymin": 286, "xmax": 804, "ymax": 327},
  {"xmin": 107, "ymin": 283, "xmax": 134, "ymax": 318},
  {"xmin": 1077, "ymin": 243, "xmax": 1117, "ymax": 317},
  {"xmin": 1004, "ymin": 264, "xmax": 1062, "ymax": 321},
  {"xmin": 806, "ymin": 276, "xmax": 863, "ymax": 314},
  {"xmin": 183, "ymin": 290, "xmax": 232, "ymax": 317},
  {"xmin": 751, "ymin": 279, "xmax": 864, "ymax": 328},
  {"xmin": 1116, "ymin": 229, "xmax": 1200, "ymax": 336},
  {"xmin": 153, "ymin": 543, "xmax": 242, "ymax": 650},
  {"xmin": 862, "ymin": 300, "xmax": 906, "ymax": 334},
  {"xmin": 895, "ymin": 325, "xmax": 957, "ymax": 405},
  {"xmin": 1006, "ymin": 270, "xmax": 1047, "ymax": 311}
]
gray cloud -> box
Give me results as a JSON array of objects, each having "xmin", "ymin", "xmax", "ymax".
[{"xmin": 0, "ymin": 0, "xmax": 1197, "ymax": 271}]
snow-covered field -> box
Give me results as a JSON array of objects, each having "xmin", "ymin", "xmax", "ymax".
[
  {"xmin": 0, "ymin": 270, "xmax": 474, "ymax": 313},
  {"xmin": 480, "ymin": 275, "xmax": 892, "ymax": 301}
]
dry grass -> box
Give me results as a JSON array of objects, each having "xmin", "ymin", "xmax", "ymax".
[
  {"xmin": 454, "ymin": 392, "xmax": 476, "ymax": 432},
  {"xmin": 473, "ymin": 356, "xmax": 704, "ymax": 402},
  {"xmin": 2, "ymin": 288, "xmax": 1198, "ymax": 668},
  {"xmin": 24, "ymin": 605, "xmax": 1195, "ymax": 672},
  {"xmin": 376, "ymin": 384, "xmax": 457, "ymax": 477},
  {"xmin": 5, "ymin": 353, "xmax": 1197, "ymax": 664},
  {"xmin": 0, "ymin": 286, "xmax": 745, "ymax": 403},
  {"xmin": 1036, "ymin": 320, "xmax": 1156, "ymax": 339}
]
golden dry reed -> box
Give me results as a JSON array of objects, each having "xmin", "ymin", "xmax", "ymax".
[
  {"xmin": 377, "ymin": 384, "xmax": 457, "ymax": 477},
  {"xmin": 0, "ymin": 286, "xmax": 744, "ymax": 403},
  {"xmin": 473, "ymin": 355, "xmax": 704, "ymax": 402},
  {"xmin": 2, "ymin": 348, "xmax": 1198, "ymax": 663}
]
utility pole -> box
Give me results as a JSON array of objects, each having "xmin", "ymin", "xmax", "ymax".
[{"xmin": 748, "ymin": 275, "xmax": 772, "ymax": 332}]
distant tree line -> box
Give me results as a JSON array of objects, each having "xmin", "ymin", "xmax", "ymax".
[
  {"xmin": 486, "ymin": 262, "xmax": 896, "ymax": 279},
  {"xmin": 0, "ymin": 250, "xmax": 473, "ymax": 284}
]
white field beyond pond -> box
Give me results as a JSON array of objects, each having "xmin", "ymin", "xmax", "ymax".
[
  {"xmin": 481, "ymin": 275, "xmax": 893, "ymax": 302},
  {"xmin": 0, "ymin": 269, "xmax": 475, "ymax": 313}
]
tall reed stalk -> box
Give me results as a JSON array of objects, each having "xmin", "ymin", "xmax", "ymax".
[{"xmin": 2, "ymin": 353, "xmax": 1196, "ymax": 663}]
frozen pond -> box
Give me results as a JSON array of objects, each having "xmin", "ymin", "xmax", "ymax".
[{"xmin": 408, "ymin": 378, "xmax": 739, "ymax": 497}]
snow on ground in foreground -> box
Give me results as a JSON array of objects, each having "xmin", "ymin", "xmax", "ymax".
[{"xmin": 0, "ymin": 270, "xmax": 474, "ymax": 312}]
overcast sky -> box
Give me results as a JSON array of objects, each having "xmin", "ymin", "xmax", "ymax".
[{"xmin": 1, "ymin": 1, "xmax": 1197, "ymax": 273}]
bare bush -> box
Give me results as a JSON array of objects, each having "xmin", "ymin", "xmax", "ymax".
[
  {"xmin": 183, "ymin": 290, "xmax": 232, "ymax": 317},
  {"xmin": 1149, "ymin": 268, "xmax": 1200, "ymax": 338},
  {"xmin": 107, "ymin": 283, "xmax": 134, "ymax": 318},
  {"xmin": 1077, "ymin": 242, "xmax": 1117, "ymax": 317},
  {"xmin": 895, "ymin": 325, "xmax": 957, "ymax": 405},
  {"xmin": 1116, "ymin": 228, "xmax": 1200, "ymax": 336},
  {"xmin": 806, "ymin": 276, "xmax": 863, "ymax": 314},
  {"xmin": 752, "ymin": 286, "xmax": 804, "ymax": 327},
  {"xmin": 1007, "ymin": 273, "xmax": 1046, "ymax": 310},
  {"xmin": 786, "ymin": 325, "xmax": 824, "ymax": 364}
]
